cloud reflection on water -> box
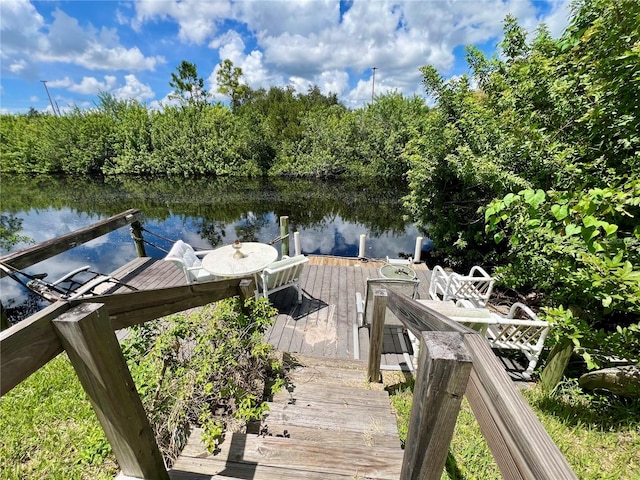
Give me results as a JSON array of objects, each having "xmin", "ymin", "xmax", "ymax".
[{"xmin": 1, "ymin": 206, "xmax": 429, "ymax": 324}]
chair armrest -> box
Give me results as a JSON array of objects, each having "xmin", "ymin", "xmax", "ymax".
[
  {"xmin": 428, "ymin": 265, "xmax": 449, "ymax": 296},
  {"xmin": 468, "ymin": 265, "xmax": 492, "ymax": 278},
  {"xmin": 355, "ymin": 292, "xmax": 364, "ymax": 326},
  {"xmin": 50, "ymin": 265, "xmax": 91, "ymax": 286},
  {"xmin": 430, "ymin": 265, "xmax": 448, "ymax": 280},
  {"xmin": 66, "ymin": 275, "xmax": 113, "ymax": 299},
  {"xmin": 506, "ymin": 302, "xmax": 538, "ymax": 321},
  {"xmin": 194, "ymin": 250, "xmax": 216, "ymax": 258}
]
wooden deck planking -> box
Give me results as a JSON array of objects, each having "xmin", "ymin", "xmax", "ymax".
[
  {"xmin": 320, "ymin": 262, "xmax": 340, "ymax": 357},
  {"xmin": 302, "ymin": 264, "xmax": 327, "ymax": 357},
  {"xmin": 96, "ymin": 256, "xmax": 429, "ymax": 368},
  {"xmin": 264, "ymin": 262, "xmax": 423, "ymax": 369}
]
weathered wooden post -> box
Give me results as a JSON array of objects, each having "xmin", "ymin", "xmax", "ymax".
[
  {"xmin": 53, "ymin": 303, "xmax": 168, "ymax": 480},
  {"xmin": 238, "ymin": 278, "xmax": 255, "ymax": 317},
  {"xmin": 367, "ymin": 288, "xmax": 387, "ymax": 382},
  {"xmin": 280, "ymin": 216, "xmax": 289, "ymax": 258},
  {"xmin": 129, "ymin": 220, "xmax": 147, "ymax": 257},
  {"xmin": 400, "ymin": 331, "xmax": 472, "ymax": 480}
]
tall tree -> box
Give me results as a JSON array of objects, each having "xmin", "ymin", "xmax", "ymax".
[
  {"xmin": 169, "ymin": 60, "xmax": 208, "ymax": 105},
  {"xmin": 216, "ymin": 59, "xmax": 250, "ymax": 112}
]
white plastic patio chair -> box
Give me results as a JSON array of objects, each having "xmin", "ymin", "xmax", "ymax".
[
  {"xmin": 428, "ymin": 265, "xmax": 495, "ymax": 307},
  {"xmin": 354, "ymin": 277, "xmax": 421, "ymax": 368},
  {"xmin": 163, "ymin": 240, "xmax": 218, "ymax": 284},
  {"xmin": 385, "ymin": 255, "xmax": 413, "ymax": 266},
  {"xmin": 456, "ymin": 299, "xmax": 550, "ymax": 379},
  {"xmin": 255, "ymin": 255, "xmax": 309, "ymax": 303}
]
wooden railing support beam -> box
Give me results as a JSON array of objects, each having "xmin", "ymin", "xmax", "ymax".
[
  {"xmin": 53, "ymin": 303, "xmax": 169, "ymax": 480},
  {"xmin": 400, "ymin": 331, "xmax": 472, "ymax": 480},
  {"xmin": 280, "ymin": 216, "xmax": 289, "ymax": 257},
  {"xmin": 130, "ymin": 220, "xmax": 147, "ymax": 258},
  {"xmin": 0, "ymin": 209, "xmax": 141, "ymax": 275},
  {"xmin": 1, "ymin": 302, "xmax": 70, "ymax": 395},
  {"xmin": 238, "ymin": 278, "xmax": 255, "ymax": 316},
  {"xmin": 367, "ymin": 288, "xmax": 387, "ymax": 382}
]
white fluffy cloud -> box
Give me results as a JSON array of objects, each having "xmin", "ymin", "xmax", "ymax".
[
  {"xmin": 133, "ymin": 0, "xmax": 232, "ymax": 44},
  {"xmin": 168, "ymin": 0, "xmax": 570, "ymax": 104},
  {"xmin": 112, "ymin": 74, "xmax": 155, "ymax": 101},
  {"xmin": 48, "ymin": 74, "xmax": 153, "ymax": 102},
  {"xmin": 1, "ymin": 0, "xmax": 573, "ymax": 112},
  {"xmin": 0, "ymin": 1, "xmax": 164, "ymax": 79}
]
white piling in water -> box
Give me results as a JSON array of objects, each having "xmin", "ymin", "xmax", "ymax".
[
  {"xmin": 359, "ymin": 234, "xmax": 367, "ymax": 258},
  {"xmin": 294, "ymin": 231, "xmax": 301, "ymax": 256},
  {"xmin": 414, "ymin": 236, "xmax": 423, "ymax": 263}
]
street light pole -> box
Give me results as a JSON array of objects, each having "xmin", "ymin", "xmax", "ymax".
[
  {"xmin": 371, "ymin": 67, "xmax": 378, "ymax": 104},
  {"xmin": 41, "ymin": 80, "xmax": 58, "ymax": 116}
]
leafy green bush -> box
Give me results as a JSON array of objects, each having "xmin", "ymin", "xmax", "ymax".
[
  {"xmin": 485, "ymin": 182, "xmax": 640, "ymax": 367},
  {"xmin": 122, "ymin": 297, "xmax": 281, "ymax": 464}
]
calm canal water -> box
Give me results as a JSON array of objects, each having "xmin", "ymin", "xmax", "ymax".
[{"xmin": 1, "ymin": 175, "xmax": 430, "ymax": 323}]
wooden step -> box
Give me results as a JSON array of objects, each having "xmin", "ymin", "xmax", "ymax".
[
  {"xmin": 273, "ymin": 381, "xmax": 391, "ymax": 407},
  {"xmin": 246, "ymin": 422, "xmax": 402, "ymax": 449},
  {"xmin": 260, "ymin": 401, "xmax": 399, "ymax": 436},
  {"xmin": 169, "ymin": 355, "xmax": 405, "ymax": 479},
  {"xmin": 285, "ymin": 362, "xmax": 384, "ymax": 389},
  {"xmin": 172, "ymin": 429, "xmax": 403, "ymax": 479},
  {"xmin": 170, "ymin": 459, "xmax": 358, "ymax": 479},
  {"xmin": 283, "ymin": 352, "xmax": 371, "ymax": 370}
]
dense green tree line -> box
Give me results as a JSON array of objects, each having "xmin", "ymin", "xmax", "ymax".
[
  {"xmin": 404, "ymin": 0, "xmax": 639, "ymax": 367},
  {"xmin": 0, "ymin": 81, "xmax": 427, "ymax": 179}
]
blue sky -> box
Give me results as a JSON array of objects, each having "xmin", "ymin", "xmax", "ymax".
[{"xmin": 0, "ymin": 0, "xmax": 571, "ymax": 114}]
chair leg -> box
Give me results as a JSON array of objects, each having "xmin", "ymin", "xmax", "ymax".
[
  {"xmin": 522, "ymin": 352, "xmax": 538, "ymax": 380},
  {"xmin": 408, "ymin": 330, "xmax": 420, "ymax": 367},
  {"xmin": 296, "ymin": 284, "xmax": 303, "ymax": 303}
]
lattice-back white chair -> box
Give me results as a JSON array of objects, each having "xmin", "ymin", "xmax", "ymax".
[
  {"xmin": 429, "ymin": 265, "xmax": 495, "ymax": 307},
  {"xmin": 456, "ymin": 299, "xmax": 550, "ymax": 379},
  {"xmin": 163, "ymin": 240, "xmax": 218, "ymax": 284},
  {"xmin": 255, "ymin": 255, "xmax": 309, "ymax": 303},
  {"xmin": 487, "ymin": 302, "xmax": 550, "ymax": 379}
]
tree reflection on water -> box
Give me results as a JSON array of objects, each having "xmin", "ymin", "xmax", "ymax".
[{"xmin": 0, "ymin": 175, "xmax": 429, "ymax": 324}]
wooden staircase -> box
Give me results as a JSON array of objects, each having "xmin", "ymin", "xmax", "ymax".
[{"xmin": 169, "ymin": 355, "xmax": 405, "ymax": 479}]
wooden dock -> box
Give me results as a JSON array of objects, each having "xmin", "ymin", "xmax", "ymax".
[
  {"xmin": 2, "ymin": 211, "xmax": 576, "ymax": 480},
  {"xmin": 102, "ymin": 255, "xmax": 429, "ymax": 367}
]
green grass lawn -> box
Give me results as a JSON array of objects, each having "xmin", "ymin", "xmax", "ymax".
[
  {"xmin": 388, "ymin": 374, "xmax": 640, "ymax": 480},
  {"xmin": 0, "ymin": 354, "xmax": 117, "ymax": 480},
  {"xmin": 2, "ymin": 354, "xmax": 638, "ymax": 479}
]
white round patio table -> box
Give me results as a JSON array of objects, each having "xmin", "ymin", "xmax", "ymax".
[{"xmin": 201, "ymin": 242, "xmax": 278, "ymax": 278}]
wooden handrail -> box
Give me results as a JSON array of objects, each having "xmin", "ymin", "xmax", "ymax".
[
  {"xmin": 0, "ymin": 209, "xmax": 142, "ymax": 275},
  {"xmin": 374, "ymin": 289, "xmax": 577, "ymax": 480},
  {"xmin": 1, "ymin": 277, "xmax": 251, "ymax": 395},
  {"xmin": 1, "ymin": 274, "xmax": 256, "ymax": 479}
]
